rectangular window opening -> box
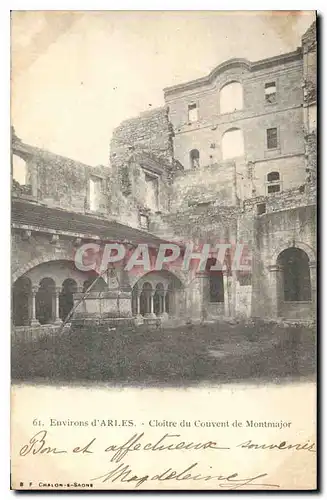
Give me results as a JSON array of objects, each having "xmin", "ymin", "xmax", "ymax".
[
  {"xmin": 267, "ymin": 184, "xmax": 280, "ymax": 194},
  {"xmin": 266, "ymin": 127, "xmax": 278, "ymax": 150},
  {"xmin": 144, "ymin": 171, "xmax": 159, "ymax": 210},
  {"xmin": 140, "ymin": 214, "xmax": 149, "ymax": 230},
  {"xmin": 265, "ymin": 82, "xmax": 277, "ymax": 104},
  {"xmin": 257, "ymin": 203, "xmax": 266, "ymax": 215},
  {"xmin": 89, "ymin": 176, "xmax": 103, "ymax": 212},
  {"xmin": 188, "ymin": 103, "xmax": 198, "ymax": 123}
]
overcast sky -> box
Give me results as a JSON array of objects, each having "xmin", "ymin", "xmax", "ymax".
[{"xmin": 11, "ymin": 10, "xmax": 315, "ymax": 166}]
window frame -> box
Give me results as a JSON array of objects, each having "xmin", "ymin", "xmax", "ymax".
[
  {"xmin": 266, "ymin": 170, "xmax": 282, "ymax": 195},
  {"xmin": 142, "ymin": 167, "xmax": 160, "ymax": 211},
  {"xmin": 264, "ymin": 81, "xmax": 277, "ymax": 105},
  {"xmin": 89, "ymin": 175, "xmax": 104, "ymax": 213},
  {"xmin": 266, "ymin": 127, "xmax": 279, "ymax": 151},
  {"xmin": 187, "ymin": 102, "xmax": 199, "ymax": 123},
  {"xmin": 139, "ymin": 212, "xmax": 149, "ymax": 231},
  {"xmin": 257, "ymin": 203, "xmax": 266, "ymax": 215},
  {"xmin": 189, "ymin": 149, "xmax": 200, "ymax": 169},
  {"xmin": 12, "ymin": 153, "xmax": 28, "ymax": 186}
]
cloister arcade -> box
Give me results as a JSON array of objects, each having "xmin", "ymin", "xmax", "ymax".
[
  {"xmin": 12, "ymin": 260, "xmax": 186, "ymax": 327},
  {"xmin": 131, "ymin": 270, "xmax": 184, "ymax": 319},
  {"xmin": 12, "ymin": 260, "xmax": 107, "ymax": 327}
]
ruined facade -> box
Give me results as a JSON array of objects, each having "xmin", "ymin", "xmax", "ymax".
[{"xmin": 11, "ymin": 22, "xmax": 317, "ymax": 340}]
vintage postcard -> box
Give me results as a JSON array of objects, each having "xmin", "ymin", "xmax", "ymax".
[{"xmin": 10, "ymin": 10, "xmax": 317, "ymax": 491}]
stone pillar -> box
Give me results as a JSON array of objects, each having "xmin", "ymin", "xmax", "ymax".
[
  {"xmin": 231, "ymin": 270, "xmax": 238, "ymax": 317},
  {"xmin": 145, "ymin": 290, "xmax": 156, "ymax": 318},
  {"xmin": 223, "ymin": 272, "xmax": 230, "ymax": 317},
  {"xmin": 134, "ymin": 288, "xmax": 143, "ymax": 325},
  {"xmin": 309, "ymin": 261, "xmax": 316, "ymax": 304},
  {"xmin": 160, "ymin": 290, "xmax": 169, "ymax": 319},
  {"xmin": 268, "ymin": 264, "xmax": 283, "ymax": 318},
  {"xmin": 30, "ymin": 285, "xmax": 40, "ymax": 326},
  {"xmin": 54, "ymin": 287, "xmax": 63, "ymax": 324}
]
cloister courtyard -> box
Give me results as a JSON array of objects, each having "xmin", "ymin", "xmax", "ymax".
[{"xmin": 12, "ymin": 319, "xmax": 316, "ymax": 387}]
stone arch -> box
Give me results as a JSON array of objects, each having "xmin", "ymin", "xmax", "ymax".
[
  {"xmin": 154, "ymin": 282, "xmax": 165, "ymax": 316},
  {"xmin": 59, "ymin": 278, "xmax": 78, "ymax": 321},
  {"xmin": 139, "ymin": 282, "xmax": 153, "ymax": 316},
  {"xmin": 12, "ymin": 276, "xmax": 32, "ymax": 326},
  {"xmin": 270, "ymin": 241, "xmax": 316, "ymax": 267},
  {"xmin": 36, "ymin": 277, "xmax": 56, "ymax": 325},
  {"xmin": 269, "ymin": 242, "xmax": 316, "ymax": 319},
  {"xmin": 189, "ymin": 149, "xmax": 200, "ymax": 169},
  {"xmin": 12, "ymin": 248, "xmax": 76, "ymax": 283},
  {"xmin": 128, "ymin": 267, "xmax": 186, "ymax": 290},
  {"xmin": 219, "ymin": 81, "xmax": 243, "ymax": 114},
  {"xmin": 132, "ymin": 270, "xmax": 184, "ymax": 318},
  {"xmin": 277, "ymin": 248, "xmax": 311, "ymax": 302}
]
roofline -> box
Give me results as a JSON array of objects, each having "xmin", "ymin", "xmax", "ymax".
[
  {"xmin": 11, "ymin": 197, "xmax": 181, "ymax": 248},
  {"xmin": 164, "ymin": 48, "xmax": 302, "ymax": 98}
]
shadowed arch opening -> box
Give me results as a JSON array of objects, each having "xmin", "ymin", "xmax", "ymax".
[
  {"xmin": 277, "ymin": 248, "xmax": 311, "ymax": 302},
  {"xmin": 59, "ymin": 278, "xmax": 77, "ymax": 321},
  {"xmin": 133, "ymin": 270, "xmax": 184, "ymax": 318},
  {"xmin": 190, "ymin": 149, "xmax": 200, "ymax": 169},
  {"xmin": 12, "ymin": 276, "xmax": 32, "ymax": 326},
  {"xmin": 139, "ymin": 282, "xmax": 152, "ymax": 316},
  {"xmin": 154, "ymin": 283, "xmax": 164, "ymax": 316},
  {"xmin": 36, "ymin": 277, "xmax": 56, "ymax": 325}
]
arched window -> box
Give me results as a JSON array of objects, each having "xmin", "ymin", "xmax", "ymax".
[
  {"xmin": 140, "ymin": 282, "xmax": 152, "ymax": 316},
  {"xmin": 221, "ymin": 128, "xmax": 244, "ymax": 160},
  {"xmin": 59, "ymin": 279, "xmax": 77, "ymax": 321},
  {"xmin": 154, "ymin": 283, "xmax": 164, "ymax": 316},
  {"xmin": 12, "ymin": 277, "xmax": 32, "ymax": 326},
  {"xmin": 267, "ymin": 172, "xmax": 280, "ymax": 182},
  {"xmin": 190, "ymin": 149, "xmax": 200, "ymax": 169},
  {"xmin": 267, "ymin": 171, "xmax": 281, "ymax": 194},
  {"xmin": 12, "ymin": 154, "xmax": 27, "ymax": 185},
  {"xmin": 36, "ymin": 278, "xmax": 56, "ymax": 325},
  {"xmin": 219, "ymin": 81, "xmax": 243, "ymax": 114},
  {"xmin": 277, "ymin": 248, "xmax": 311, "ymax": 302}
]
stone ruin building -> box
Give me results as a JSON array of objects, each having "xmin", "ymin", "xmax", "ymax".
[{"xmin": 11, "ymin": 22, "xmax": 316, "ymax": 340}]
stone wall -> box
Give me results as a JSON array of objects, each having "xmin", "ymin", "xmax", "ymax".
[
  {"xmin": 302, "ymin": 21, "xmax": 317, "ymax": 183},
  {"xmin": 251, "ymin": 205, "xmax": 316, "ymax": 318},
  {"xmin": 12, "ymin": 134, "xmax": 112, "ymax": 216},
  {"xmin": 110, "ymin": 107, "xmax": 174, "ymax": 167},
  {"xmin": 109, "ymin": 107, "xmax": 181, "ymax": 229},
  {"xmin": 12, "ymin": 231, "xmax": 78, "ymax": 282},
  {"xmin": 165, "ymin": 53, "xmax": 304, "ymax": 173}
]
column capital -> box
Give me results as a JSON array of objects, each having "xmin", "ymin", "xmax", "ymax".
[
  {"xmin": 55, "ymin": 286, "xmax": 62, "ymax": 295},
  {"xmin": 74, "ymin": 237, "xmax": 83, "ymax": 247},
  {"xmin": 309, "ymin": 261, "xmax": 316, "ymax": 268},
  {"xmin": 22, "ymin": 230, "xmax": 32, "ymax": 241},
  {"xmin": 51, "ymin": 234, "xmax": 60, "ymax": 245},
  {"xmin": 268, "ymin": 264, "xmax": 283, "ymax": 273},
  {"xmin": 31, "ymin": 285, "xmax": 39, "ymax": 294}
]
